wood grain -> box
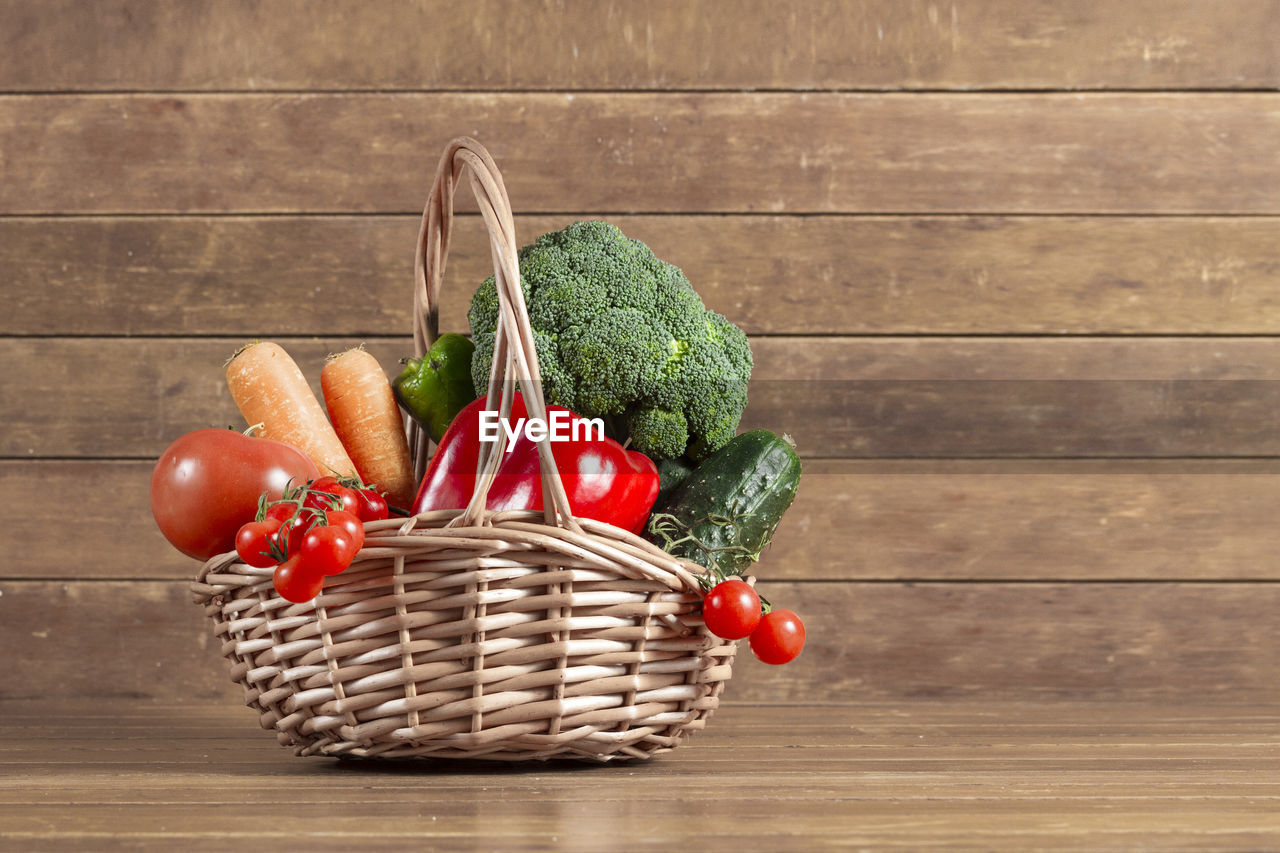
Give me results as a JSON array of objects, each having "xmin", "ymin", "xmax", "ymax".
[
  {"xmin": 5, "ymin": 93, "xmax": 1280, "ymax": 214},
  {"xmin": 2, "ymin": 701, "xmax": 1279, "ymax": 851},
  {"xmin": 6, "ymin": 700, "xmax": 1280, "ymax": 765},
  {"xmin": 4, "ymin": 581, "xmax": 1278, "ymax": 704},
  {"xmin": 5, "ymin": 0, "xmax": 1279, "ymax": 92},
  {"xmin": 10, "ymin": 459, "xmax": 1280, "ymax": 582},
  {"xmin": 774, "ymin": 459, "xmax": 1280, "ymax": 582},
  {"xmin": 8, "ymin": 6, "xmax": 1280, "ymax": 848},
  {"xmin": 12, "ymin": 214, "xmax": 1280, "ymax": 336},
  {"xmin": 8, "ymin": 337, "xmax": 1280, "ymax": 459}
]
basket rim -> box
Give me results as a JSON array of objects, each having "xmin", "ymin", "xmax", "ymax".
[{"xmin": 192, "ymin": 507, "xmax": 721, "ymax": 604}]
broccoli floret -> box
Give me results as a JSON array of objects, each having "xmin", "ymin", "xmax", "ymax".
[
  {"xmin": 467, "ymin": 278, "xmax": 501, "ymax": 338},
  {"xmin": 652, "ymin": 262, "xmax": 707, "ymax": 340},
  {"xmin": 470, "ymin": 328, "xmax": 576, "ymax": 409},
  {"xmin": 530, "ymin": 329, "xmax": 577, "ymax": 410},
  {"xmin": 468, "ymin": 220, "xmax": 752, "ymax": 461},
  {"xmin": 705, "ymin": 312, "xmax": 753, "ymax": 378},
  {"xmin": 628, "ymin": 407, "xmax": 690, "ymax": 459},
  {"xmin": 560, "ymin": 308, "xmax": 667, "ymax": 415},
  {"xmin": 470, "ymin": 329, "xmax": 495, "ymax": 394}
]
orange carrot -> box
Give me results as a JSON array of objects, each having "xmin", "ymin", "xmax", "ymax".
[
  {"xmin": 225, "ymin": 341, "xmax": 356, "ymax": 478},
  {"xmin": 321, "ymin": 347, "xmax": 416, "ymax": 508}
]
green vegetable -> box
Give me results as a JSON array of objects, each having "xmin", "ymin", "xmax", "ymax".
[
  {"xmin": 655, "ymin": 456, "xmax": 693, "ymax": 505},
  {"xmin": 392, "ymin": 333, "xmax": 476, "ymax": 443},
  {"xmin": 468, "ymin": 220, "xmax": 752, "ymax": 462},
  {"xmin": 644, "ymin": 430, "xmax": 801, "ymax": 584}
]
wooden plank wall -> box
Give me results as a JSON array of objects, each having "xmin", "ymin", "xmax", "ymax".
[{"xmin": 4, "ymin": 0, "xmax": 1280, "ymax": 706}]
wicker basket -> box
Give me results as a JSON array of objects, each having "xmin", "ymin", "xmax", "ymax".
[{"xmin": 192, "ymin": 137, "xmax": 739, "ymax": 761}]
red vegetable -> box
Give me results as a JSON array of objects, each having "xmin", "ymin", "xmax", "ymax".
[
  {"xmin": 749, "ymin": 609, "xmax": 806, "ymax": 665},
  {"xmin": 250, "ymin": 478, "xmax": 371, "ymax": 572},
  {"xmin": 263, "ymin": 503, "xmax": 298, "ymax": 524},
  {"xmin": 150, "ymin": 428, "xmax": 319, "ymax": 560},
  {"xmin": 412, "ymin": 394, "xmax": 659, "ymax": 534},
  {"xmin": 299, "ymin": 524, "xmax": 361, "ymax": 576},
  {"xmin": 354, "ymin": 488, "xmax": 389, "ymax": 522},
  {"xmin": 273, "ymin": 554, "xmax": 324, "ymax": 603},
  {"xmin": 264, "ymin": 502, "xmax": 313, "ymax": 556},
  {"xmin": 303, "ymin": 476, "xmax": 360, "ymax": 516},
  {"xmin": 235, "ymin": 519, "xmax": 283, "ymax": 568},
  {"xmin": 702, "ymin": 579, "xmax": 762, "ymax": 640},
  {"xmin": 324, "ymin": 509, "xmax": 365, "ymax": 552}
]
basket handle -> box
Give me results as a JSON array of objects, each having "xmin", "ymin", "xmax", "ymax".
[{"xmin": 409, "ymin": 137, "xmax": 577, "ymax": 530}]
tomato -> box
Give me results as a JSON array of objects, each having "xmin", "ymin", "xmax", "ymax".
[
  {"xmin": 263, "ymin": 502, "xmax": 299, "ymax": 524},
  {"xmin": 354, "ymin": 488, "xmax": 389, "ymax": 522},
  {"xmin": 273, "ymin": 554, "xmax": 325, "ymax": 603},
  {"xmin": 235, "ymin": 519, "xmax": 283, "ymax": 568},
  {"xmin": 702, "ymin": 579, "xmax": 762, "ymax": 640},
  {"xmin": 277, "ymin": 512, "xmax": 316, "ymax": 556},
  {"xmin": 303, "ymin": 478, "xmax": 360, "ymax": 515},
  {"xmin": 310, "ymin": 475, "xmax": 344, "ymax": 492},
  {"xmin": 749, "ymin": 609, "xmax": 806, "ymax": 665},
  {"xmin": 150, "ymin": 429, "xmax": 320, "ymax": 560},
  {"xmin": 259, "ymin": 502, "xmax": 309, "ymax": 555},
  {"xmin": 301, "ymin": 491, "xmax": 337, "ymax": 513},
  {"xmin": 325, "ymin": 510, "xmax": 365, "ymax": 551},
  {"xmin": 300, "ymin": 525, "xmax": 360, "ymax": 576},
  {"xmin": 334, "ymin": 487, "xmax": 362, "ymax": 515}
]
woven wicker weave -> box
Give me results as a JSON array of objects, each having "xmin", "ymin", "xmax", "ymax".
[{"xmin": 192, "ymin": 137, "xmax": 738, "ymax": 761}]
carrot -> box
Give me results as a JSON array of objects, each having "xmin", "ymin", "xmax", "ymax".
[
  {"xmin": 321, "ymin": 347, "xmax": 416, "ymax": 508},
  {"xmin": 225, "ymin": 341, "xmax": 356, "ymax": 478}
]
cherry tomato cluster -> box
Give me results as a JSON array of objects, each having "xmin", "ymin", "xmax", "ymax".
[
  {"xmin": 701, "ymin": 578, "xmax": 805, "ymax": 665},
  {"xmin": 234, "ymin": 476, "xmax": 390, "ymax": 603}
]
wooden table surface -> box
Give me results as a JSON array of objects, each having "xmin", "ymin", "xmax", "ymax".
[{"xmin": 4, "ymin": 699, "xmax": 1278, "ymax": 851}]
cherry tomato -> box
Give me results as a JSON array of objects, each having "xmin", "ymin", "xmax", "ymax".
[
  {"xmin": 325, "ymin": 510, "xmax": 365, "ymax": 552},
  {"xmin": 150, "ymin": 429, "xmax": 319, "ymax": 560},
  {"xmin": 302, "ymin": 490, "xmax": 339, "ymax": 513},
  {"xmin": 300, "ymin": 525, "xmax": 360, "ymax": 576},
  {"xmin": 336, "ymin": 486, "xmax": 362, "ymax": 515},
  {"xmin": 749, "ymin": 609, "xmax": 806, "ymax": 665},
  {"xmin": 262, "ymin": 503, "xmax": 317, "ymax": 556},
  {"xmin": 275, "ymin": 511, "xmax": 317, "ymax": 556},
  {"xmin": 263, "ymin": 502, "xmax": 298, "ymax": 524},
  {"xmin": 273, "ymin": 554, "xmax": 325, "ymax": 602},
  {"xmin": 702, "ymin": 579, "xmax": 762, "ymax": 640},
  {"xmin": 354, "ymin": 488, "xmax": 389, "ymax": 522},
  {"xmin": 304, "ymin": 479, "xmax": 360, "ymax": 515},
  {"xmin": 235, "ymin": 519, "xmax": 283, "ymax": 568},
  {"xmin": 310, "ymin": 475, "xmax": 344, "ymax": 492}
]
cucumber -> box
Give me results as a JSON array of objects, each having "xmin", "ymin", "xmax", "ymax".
[
  {"xmin": 655, "ymin": 457, "xmax": 693, "ymax": 505},
  {"xmin": 644, "ymin": 429, "xmax": 801, "ymax": 581}
]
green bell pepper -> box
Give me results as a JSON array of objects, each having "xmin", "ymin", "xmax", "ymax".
[{"xmin": 392, "ymin": 333, "xmax": 476, "ymax": 443}]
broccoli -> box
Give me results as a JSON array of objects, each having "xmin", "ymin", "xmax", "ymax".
[
  {"xmin": 467, "ymin": 220, "xmax": 752, "ymax": 462},
  {"xmin": 626, "ymin": 406, "xmax": 689, "ymax": 460}
]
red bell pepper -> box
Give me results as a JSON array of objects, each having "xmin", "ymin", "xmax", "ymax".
[{"xmin": 412, "ymin": 394, "xmax": 659, "ymax": 534}]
